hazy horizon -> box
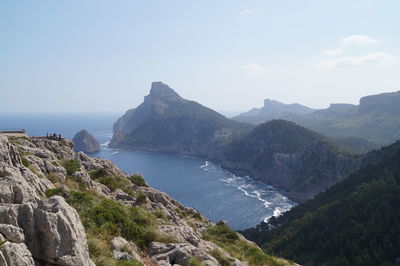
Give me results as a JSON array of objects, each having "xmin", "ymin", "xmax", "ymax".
[{"xmin": 1, "ymin": 1, "xmax": 400, "ymax": 114}]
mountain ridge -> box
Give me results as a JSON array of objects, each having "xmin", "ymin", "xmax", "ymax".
[
  {"xmin": 234, "ymin": 90, "xmax": 400, "ymax": 148},
  {"xmin": 110, "ymin": 82, "xmax": 359, "ymax": 202}
]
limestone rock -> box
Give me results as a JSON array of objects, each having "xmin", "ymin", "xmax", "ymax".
[
  {"xmin": 72, "ymin": 130, "xmax": 101, "ymax": 153},
  {"xmin": 0, "ymin": 224, "xmax": 25, "ymax": 243},
  {"xmin": 111, "ymin": 237, "xmax": 141, "ymax": 261},
  {"xmin": 0, "ymin": 241, "xmax": 35, "ymax": 266},
  {"xmin": 148, "ymin": 242, "xmax": 219, "ymax": 266}
]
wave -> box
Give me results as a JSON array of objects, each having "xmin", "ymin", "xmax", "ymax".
[
  {"xmin": 221, "ymin": 174, "xmax": 295, "ymax": 221},
  {"xmin": 200, "ymin": 161, "xmax": 217, "ymax": 172},
  {"xmin": 100, "ymin": 140, "xmax": 110, "ymax": 147}
]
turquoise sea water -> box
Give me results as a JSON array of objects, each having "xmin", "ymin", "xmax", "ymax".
[{"xmin": 0, "ymin": 113, "xmax": 295, "ymax": 229}]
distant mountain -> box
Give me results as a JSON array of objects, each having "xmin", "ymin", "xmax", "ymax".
[
  {"xmin": 111, "ymin": 82, "xmax": 359, "ymax": 202},
  {"xmin": 235, "ymin": 91, "xmax": 400, "ymax": 149},
  {"xmin": 233, "ymin": 99, "xmax": 315, "ymax": 124},
  {"xmin": 241, "ymin": 141, "xmax": 400, "ymax": 266},
  {"xmin": 110, "ymin": 81, "xmax": 250, "ymax": 157}
]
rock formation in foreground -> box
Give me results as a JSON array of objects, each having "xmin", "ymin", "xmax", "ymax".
[
  {"xmin": 72, "ymin": 129, "xmax": 101, "ymax": 153},
  {"xmin": 0, "ymin": 134, "xmax": 294, "ymax": 265}
]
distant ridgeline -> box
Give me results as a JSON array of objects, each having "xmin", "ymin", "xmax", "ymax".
[
  {"xmin": 240, "ymin": 140, "xmax": 400, "ymax": 266},
  {"xmin": 233, "ymin": 91, "xmax": 400, "ymax": 152},
  {"xmin": 110, "ymin": 82, "xmax": 359, "ymax": 202}
]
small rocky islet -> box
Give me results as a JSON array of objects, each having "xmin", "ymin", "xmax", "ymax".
[{"xmin": 72, "ymin": 129, "xmax": 101, "ymax": 153}]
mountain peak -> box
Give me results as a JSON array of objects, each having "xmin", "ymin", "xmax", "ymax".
[{"xmin": 149, "ymin": 81, "xmax": 181, "ymax": 100}]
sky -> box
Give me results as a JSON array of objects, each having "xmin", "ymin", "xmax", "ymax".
[{"xmin": 1, "ymin": 0, "xmax": 400, "ymax": 115}]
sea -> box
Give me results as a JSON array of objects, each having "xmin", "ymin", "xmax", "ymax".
[{"xmin": 0, "ymin": 113, "xmax": 295, "ymax": 230}]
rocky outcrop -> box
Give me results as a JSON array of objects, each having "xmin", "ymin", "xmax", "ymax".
[
  {"xmin": 72, "ymin": 130, "xmax": 100, "ymax": 153},
  {"xmin": 0, "ymin": 135, "xmax": 94, "ymax": 266},
  {"xmin": 0, "ymin": 134, "xmax": 290, "ymax": 265}
]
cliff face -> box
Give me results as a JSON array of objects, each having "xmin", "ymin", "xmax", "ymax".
[
  {"xmin": 0, "ymin": 134, "xmax": 291, "ymax": 266},
  {"xmin": 217, "ymin": 120, "xmax": 358, "ymax": 202},
  {"xmin": 110, "ymin": 82, "xmax": 250, "ymax": 157},
  {"xmin": 72, "ymin": 130, "xmax": 100, "ymax": 153}
]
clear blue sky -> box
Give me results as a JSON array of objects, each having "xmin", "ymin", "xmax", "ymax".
[{"xmin": 1, "ymin": 0, "xmax": 400, "ymax": 114}]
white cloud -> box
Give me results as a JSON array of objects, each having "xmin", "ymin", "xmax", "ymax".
[
  {"xmin": 339, "ymin": 35, "xmax": 382, "ymax": 45},
  {"xmin": 230, "ymin": 62, "xmax": 267, "ymax": 76},
  {"xmin": 240, "ymin": 9, "xmax": 256, "ymax": 15},
  {"xmin": 320, "ymin": 48, "xmax": 343, "ymax": 57},
  {"xmin": 315, "ymin": 52, "xmax": 400, "ymax": 69}
]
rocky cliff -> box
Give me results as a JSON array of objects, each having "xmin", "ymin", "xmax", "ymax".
[
  {"xmin": 110, "ymin": 82, "xmax": 251, "ymax": 157},
  {"xmin": 72, "ymin": 130, "xmax": 100, "ymax": 153},
  {"xmin": 0, "ymin": 134, "xmax": 293, "ymax": 266},
  {"xmin": 218, "ymin": 120, "xmax": 358, "ymax": 202}
]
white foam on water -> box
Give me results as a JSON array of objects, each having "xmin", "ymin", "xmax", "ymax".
[
  {"xmin": 200, "ymin": 161, "xmax": 217, "ymax": 172},
  {"xmin": 100, "ymin": 140, "xmax": 110, "ymax": 147}
]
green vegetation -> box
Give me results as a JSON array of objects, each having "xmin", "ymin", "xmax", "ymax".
[
  {"xmin": 128, "ymin": 174, "xmax": 148, "ymax": 187},
  {"xmin": 175, "ymin": 208, "xmax": 203, "ymax": 221},
  {"xmin": 204, "ymin": 223, "xmax": 288, "ymax": 266},
  {"xmin": 45, "ymin": 187, "xmax": 66, "ymax": 197},
  {"xmin": 89, "ymin": 168, "xmax": 147, "ymax": 203},
  {"xmin": 242, "ymin": 142, "xmax": 400, "ymax": 266},
  {"xmin": 187, "ymin": 257, "xmax": 202, "ymax": 266},
  {"xmin": 63, "ymin": 160, "xmax": 81, "ymax": 175},
  {"xmin": 0, "ymin": 239, "xmax": 7, "ymax": 247},
  {"xmin": 46, "ymin": 173, "xmax": 59, "ymax": 184},
  {"xmin": 67, "ymin": 191, "xmax": 157, "ymax": 248},
  {"xmin": 89, "ymin": 168, "xmax": 109, "ymax": 179},
  {"xmin": 210, "ymin": 249, "xmax": 234, "ymax": 266},
  {"xmin": 21, "ymin": 156, "xmax": 30, "ymax": 167}
]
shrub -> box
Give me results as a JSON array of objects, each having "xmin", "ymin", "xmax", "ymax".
[
  {"xmin": 46, "ymin": 173, "xmax": 59, "ymax": 184},
  {"xmin": 45, "ymin": 188, "xmax": 66, "ymax": 198},
  {"xmin": 204, "ymin": 224, "xmax": 284, "ymax": 266},
  {"xmin": 205, "ymin": 223, "xmax": 238, "ymax": 243},
  {"xmin": 210, "ymin": 249, "xmax": 234, "ymax": 266},
  {"xmin": 128, "ymin": 174, "xmax": 148, "ymax": 187},
  {"xmin": 63, "ymin": 160, "xmax": 81, "ymax": 175},
  {"xmin": 89, "ymin": 168, "xmax": 109, "ymax": 179},
  {"xmin": 136, "ymin": 192, "xmax": 147, "ymax": 205},
  {"xmin": 97, "ymin": 175, "xmax": 130, "ymax": 192},
  {"xmin": 21, "ymin": 156, "xmax": 30, "ymax": 167},
  {"xmin": 187, "ymin": 257, "xmax": 202, "ymax": 266},
  {"xmin": 67, "ymin": 192, "xmax": 157, "ymax": 248}
]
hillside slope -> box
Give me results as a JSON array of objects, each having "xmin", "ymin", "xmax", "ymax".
[
  {"xmin": 218, "ymin": 120, "xmax": 357, "ymax": 201},
  {"xmin": 0, "ymin": 134, "xmax": 294, "ymax": 266},
  {"xmin": 241, "ymin": 141, "xmax": 400, "ymax": 266}
]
